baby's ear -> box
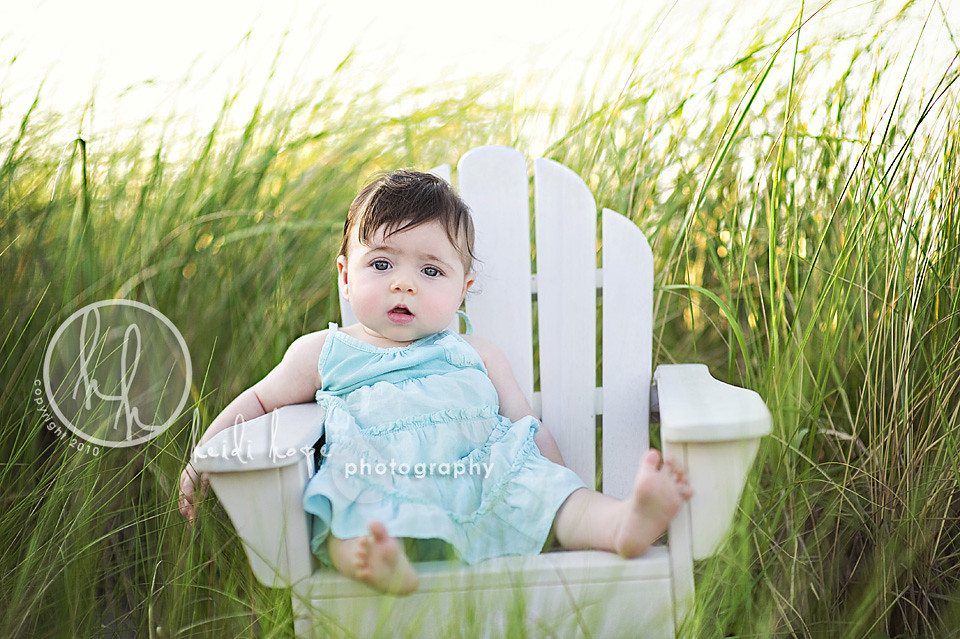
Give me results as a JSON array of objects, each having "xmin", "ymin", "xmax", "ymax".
[
  {"xmin": 336, "ymin": 256, "xmax": 350, "ymax": 300},
  {"xmin": 460, "ymin": 272, "xmax": 477, "ymax": 302}
]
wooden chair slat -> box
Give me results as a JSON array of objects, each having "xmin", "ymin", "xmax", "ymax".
[
  {"xmin": 429, "ymin": 163, "xmax": 452, "ymax": 183},
  {"xmin": 458, "ymin": 146, "xmax": 536, "ymax": 404},
  {"xmin": 601, "ymin": 208, "xmax": 653, "ymax": 498},
  {"xmin": 533, "ymin": 158, "xmax": 597, "ymax": 488}
]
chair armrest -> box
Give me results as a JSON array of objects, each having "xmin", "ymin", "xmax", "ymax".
[
  {"xmin": 655, "ymin": 364, "xmax": 770, "ymax": 564},
  {"xmin": 191, "ymin": 403, "xmax": 325, "ymax": 472},
  {"xmin": 653, "ymin": 364, "xmax": 771, "ymax": 442},
  {"xmin": 189, "ymin": 402, "xmax": 324, "ymax": 588}
]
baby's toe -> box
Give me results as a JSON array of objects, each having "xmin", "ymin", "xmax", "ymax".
[{"xmin": 642, "ymin": 449, "xmax": 662, "ymax": 469}]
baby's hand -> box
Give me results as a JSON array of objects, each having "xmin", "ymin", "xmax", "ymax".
[{"xmin": 178, "ymin": 463, "xmax": 209, "ymax": 525}]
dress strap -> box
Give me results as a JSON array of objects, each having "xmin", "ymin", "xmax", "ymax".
[
  {"xmin": 456, "ymin": 310, "xmax": 473, "ymax": 335},
  {"xmin": 328, "ymin": 322, "xmax": 339, "ymax": 332}
]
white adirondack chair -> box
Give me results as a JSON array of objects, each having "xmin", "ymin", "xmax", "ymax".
[{"xmin": 191, "ymin": 146, "xmax": 771, "ymax": 638}]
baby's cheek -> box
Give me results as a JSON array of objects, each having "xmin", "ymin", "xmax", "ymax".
[
  {"xmin": 348, "ymin": 288, "xmax": 380, "ymax": 318},
  {"xmin": 436, "ymin": 295, "xmax": 463, "ymax": 318}
]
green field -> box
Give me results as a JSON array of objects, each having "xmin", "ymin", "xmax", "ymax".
[{"xmin": 2, "ymin": 4, "xmax": 959, "ymax": 637}]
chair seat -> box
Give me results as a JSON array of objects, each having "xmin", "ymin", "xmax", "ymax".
[
  {"xmin": 303, "ymin": 547, "xmax": 675, "ymax": 638},
  {"xmin": 308, "ymin": 546, "xmax": 672, "ymax": 597}
]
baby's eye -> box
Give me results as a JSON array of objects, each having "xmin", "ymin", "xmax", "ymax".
[
  {"xmin": 422, "ymin": 266, "xmax": 442, "ymax": 277},
  {"xmin": 372, "ymin": 259, "xmax": 391, "ymax": 271}
]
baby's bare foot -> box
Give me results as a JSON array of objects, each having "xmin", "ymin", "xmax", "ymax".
[
  {"xmin": 353, "ymin": 521, "xmax": 419, "ymax": 595},
  {"xmin": 614, "ymin": 449, "xmax": 693, "ymax": 558}
]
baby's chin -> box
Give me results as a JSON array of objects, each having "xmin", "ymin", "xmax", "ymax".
[
  {"xmin": 357, "ymin": 313, "xmax": 455, "ymax": 345},
  {"xmin": 363, "ymin": 323, "xmax": 431, "ymax": 346}
]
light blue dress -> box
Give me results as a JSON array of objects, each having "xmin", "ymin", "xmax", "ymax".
[{"xmin": 302, "ymin": 324, "xmax": 586, "ymax": 565}]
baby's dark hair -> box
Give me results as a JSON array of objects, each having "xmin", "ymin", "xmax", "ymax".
[{"xmin": 340, "ymin": 169, "xmax": 477, "ymax": 272}]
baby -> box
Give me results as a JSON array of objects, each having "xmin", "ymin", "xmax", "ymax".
[{"xmin": 179, "ymin": 169, "xmax": 692, "ymax": 595}]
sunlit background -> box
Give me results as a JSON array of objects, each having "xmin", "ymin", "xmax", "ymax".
[{"xmin": 3, "ymin": 0, "xmax": 957, "ymax": 152}]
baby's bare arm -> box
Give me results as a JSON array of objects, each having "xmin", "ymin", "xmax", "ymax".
[
  {"xmin": 197, "ymin": 330, "xmax": 327, "ymax": 446},
  {"xmin": 462, "ymin": 335, "xmax": 566, "ymax": 467}
]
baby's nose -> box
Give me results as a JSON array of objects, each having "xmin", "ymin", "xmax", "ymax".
[{"xmin": 391, "ymin": 273, "xmax": 416, "ymax": 293}]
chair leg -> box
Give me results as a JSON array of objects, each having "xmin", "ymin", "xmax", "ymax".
[
  {"xmin": 664, "ymin": 441, "xmax": 696, "ymax": 635},
  {"xmin": 291, "ymin": 585, "xmax": 315, "ymax": 639}
]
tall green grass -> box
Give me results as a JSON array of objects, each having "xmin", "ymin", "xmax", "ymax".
[{"xmin": 3, "ymin": 3, "xmax": 959, "ymax": 637}]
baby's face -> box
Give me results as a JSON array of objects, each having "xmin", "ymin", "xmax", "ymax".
[{"xmin": 337, "ymin": 221, "xmax": 475, "ymax": 345}]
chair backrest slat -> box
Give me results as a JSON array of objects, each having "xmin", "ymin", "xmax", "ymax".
[
  {"xmin": 601, "ymin": 208, "xmax": 653, "ymax": 498},
  {"xmin": 458, "ymin": 147, "xmax": 536, "ymax": 404},
  {"xmin": 533, "ymin": 158, "xmax": 598, "ymax": 488}
]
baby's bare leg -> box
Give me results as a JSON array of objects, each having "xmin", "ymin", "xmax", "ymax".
[
  {"xmin": 554, "ymin": 449, "xmax": 692, "ymax": 557},
  {"xmin": 327, "ymin": 521, "xmax": 419, "ymax": 595}
]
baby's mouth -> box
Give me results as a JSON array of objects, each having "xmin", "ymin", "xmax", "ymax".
[{"xmin": 387, "ymin": 305, "xmax": 415, "ymax": 324}]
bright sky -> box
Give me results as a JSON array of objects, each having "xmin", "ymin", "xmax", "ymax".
[
  {"xmin": 1, "ymin": 0, "xmax": 957, "ymax": 141},
  {"xmin": 0, "ymin": 0, "xmax": 662, "ymax": 118}
]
